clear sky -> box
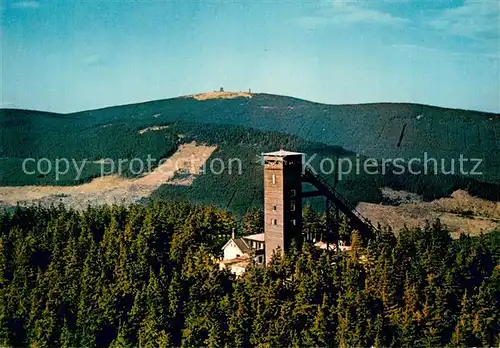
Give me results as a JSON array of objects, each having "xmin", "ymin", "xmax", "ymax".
[{"xmin": 1, "ymin": 0, "xmax": 499, "ymax": 113}]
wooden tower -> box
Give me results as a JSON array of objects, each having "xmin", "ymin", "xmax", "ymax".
[{"xmin": 263, "ymin": 150, "xmax": 304, "ymax": 264}]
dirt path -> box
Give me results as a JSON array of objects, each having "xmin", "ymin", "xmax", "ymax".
[{"xmin": 0, "ymin": 142, "xmax": 216, "ymax": 210}]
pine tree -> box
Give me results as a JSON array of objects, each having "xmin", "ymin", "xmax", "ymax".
[
  {"xmin": 77, "ymin": 239, "xmax": 103, "ymax": 347},
  {"xmin": 137, "ymin": 269, "xmax": 166, "ymax": 347},
  {"xmin": 109, "ymin": 324, "xmax": 133, "ymax": 348},
  {"xmin": 452, "ymin": 290, "xmax": 479, "ymax": 346},
  {"xmin": 242, "ymin": 209, "xmax": 264, "ymax": 236},
  {"xmin": 307, "ymin": 294, "xmax": 329, "ymax": 346},
  {"xmin": 58, "ymin": 320, "xmax": 74, "ymax": 348}
]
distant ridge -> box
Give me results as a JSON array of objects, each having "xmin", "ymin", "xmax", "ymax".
[
  {"xmin": 2, "ymin": 95, "xmax": 500, "ymax": 213},
  {"xmin": 72, "ymin": 93, "xmax": 500, "ymax": 181},
  {"xmin": 2, "ymin": 92, "xmax": 498, "ymax": 116},
  {"xmin": 2, "ymin": 93, "xmax": 499, "ymax": 185}
]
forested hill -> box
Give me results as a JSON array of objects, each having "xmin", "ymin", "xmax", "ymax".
[
  {"xmin": 2, "ymin": 115, "xmax": 500, "ymax": 212},
  {"xmin": 71, "ymin": 94, "xmax": 500, "ymax": 183},
  {"xmin": 2, "ymin": 93, "xmax": 499, "ymax": 182}
]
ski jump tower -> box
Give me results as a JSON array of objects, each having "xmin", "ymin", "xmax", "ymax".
[
  {"xmin": 263, "ymin": 150, "xmax": 374, "ymax": 265},
  {"xmin": 263, "ymin": 150, "xmax": 304, "ymax": 265}
]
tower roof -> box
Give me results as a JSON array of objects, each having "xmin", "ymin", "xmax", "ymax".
[{"xmin": 262, "ymin": 149, "xmax": 304, "ymax": 157}]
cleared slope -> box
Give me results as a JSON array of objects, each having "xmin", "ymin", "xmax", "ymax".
[
  {"xmin": 0, "ymin": 142, "xmax": 215, "ymax": 210},
  {"xmin": 357, "ymin": 190, "xmax": 500, "ymax": 237}
]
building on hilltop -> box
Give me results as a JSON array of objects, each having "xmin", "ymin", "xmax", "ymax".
[
  {"xmin": 219, "ymin": 233, "xmax": 265, "ymax": 276},
  {"xmin": 221, "ymin": 232, "xmax": 265, "ymax": 263},
  {"xmin": 219, "ymin": 149, "xmax": 370, "ymax": 276},
  {"xmin": 262, "ymin": 150, "xmax": 304, "ymax": 264}
]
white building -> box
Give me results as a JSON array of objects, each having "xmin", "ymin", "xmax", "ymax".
[
  {"xmin": 314, "ymin": 240, "xmax": 352, "ymax": 252},
  {"xmin": 221, "ymin": 233, "xmax": 265, "ymax": 263},
  {"xmin": 220, "ymin": 231, "xmax": 351, "ymax": 276}
]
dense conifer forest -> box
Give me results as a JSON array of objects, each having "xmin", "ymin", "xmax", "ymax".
[
  {"xmin": 2, "ymin": 111, "xmax": 499, "ymax": 212},
  {"xmin": 4, "ymin": 94, "xmax": 498, "ymax": 182},
  {"xmin": 1, "ymin": 203, "xmax": 499, "ymax": 347}
]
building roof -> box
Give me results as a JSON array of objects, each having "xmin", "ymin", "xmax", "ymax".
[
  {"xmin": 242, "ymin": 233, "xmax": 265, "ymax": 242},
  {"xmin": 222, "ymin": 238, "xmax": 249, "ymax": 254},
  {"xmin": 222, "ymin": 237, "xmax": 252, "ymax": 254},
  {"xmin": 262, "ymin": 149, "xmax": 304, "ymax": 157},
  {"xmin": 233, "ymin": 238, "xmax": 252, "ymax": 254}
]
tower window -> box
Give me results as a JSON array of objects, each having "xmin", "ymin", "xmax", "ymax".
[
  {"xmin": 272, "ymin": 219, "xmax": 277, "ymax": 225},
  {"xmin": 273, "ymin": 205, "xmax": 277, "ymax": 211},
  {"xmin": 290, "ymin": 189, "xmax": 296, "ymax": 197},
  {"xmin": 290, "ymin": 202, "xmax": 295, "ymax": 211},
  {"xmin": 272, "ymin": 174, "xmax": 276, "ymax": 184},
  {"xmin": 291, "ymin": 219, "xmax": 296, "ymax": 226}
]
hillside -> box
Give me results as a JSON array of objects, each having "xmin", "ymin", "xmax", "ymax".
[
  {"xmin": 3, "ymin": 94, "xmax": 499, "ymax": 180},
  {"xmin": 1, "ymin": 93, "xmax": 499, "ymax": 216},
  {"xmin": 67, "ymin": 93, "xmax": 500, "ymax": 182}
]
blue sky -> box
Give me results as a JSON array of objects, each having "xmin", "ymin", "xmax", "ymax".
[{"xmin": 1, "ymin": 0, "xmax": 499, "ymax": 113}]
